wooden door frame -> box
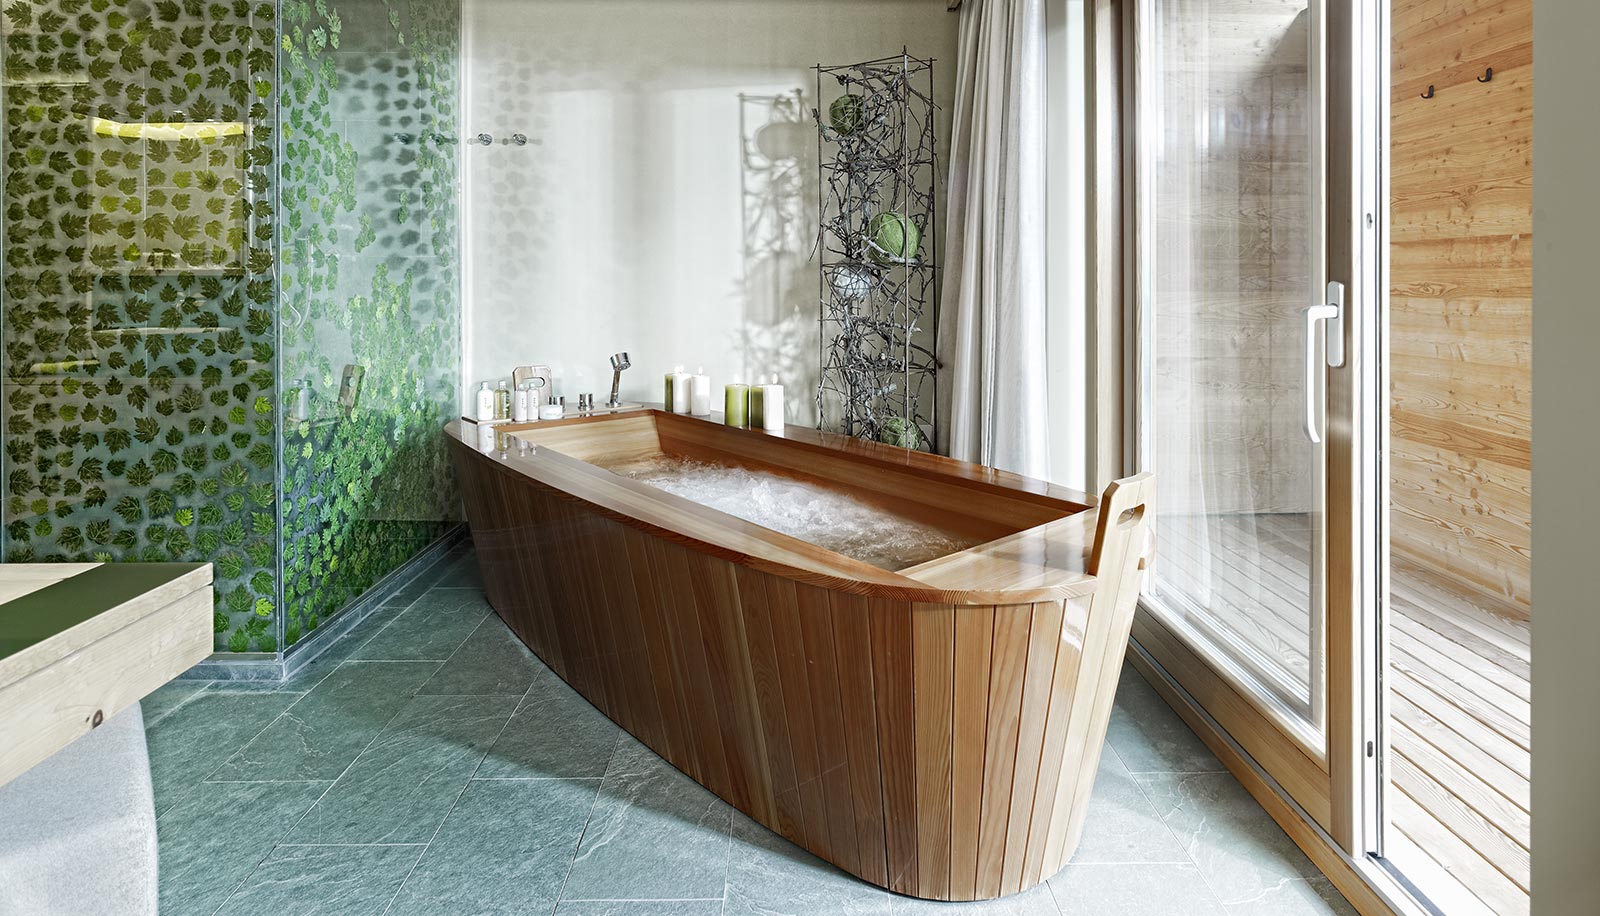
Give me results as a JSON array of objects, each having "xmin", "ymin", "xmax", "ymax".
[
  {"xmin": 1089, "ymin": 2, "xmax": 1441, "ymax": 913},
  {"xmin": 1091, "ymin": 0, "xmax": 1377, "ymax": 860}
]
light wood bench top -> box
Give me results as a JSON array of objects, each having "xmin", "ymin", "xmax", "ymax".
[{"xmin": 0, "ymin": 563, "xmax": 213, "ymax": 788}]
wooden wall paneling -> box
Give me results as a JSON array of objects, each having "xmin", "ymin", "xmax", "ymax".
[
  {"xmin": 687, "ymin": 550, "xmax": 773, "ymax": 821},
  {"xmin": 830, "ymin": 590, "xmax": 890, "ymax": 887},
  {"xmin": 1000, "ymin": 599, "xmax": 1067, "ymax": 895},
  {"xmin": 1020, "ymin": 595, "xmax": 1093, "ymax": 888},
  {"xmin": 869, "ymin": 595, "xmax": 920, "ymax": 894},
  {"xmin": 911, "ymin": 601, "xmax": 955, "ymax": 899},
  {"xmin": 735, "ymin": 564, "xmax": 807, "ymax": 845},
  {"xmin": 624, "ymin": 525, "xmax": 695, "ymax": 769},
  {"xmin": 975, "ymin": 604, "xmax": 1033, "ymax": 897},
  {"xmin": 1390, "ymin": 0, "xmax": 1532, "ymax": 614},
  {"xmin": 795, "ymin": 581, "xmax": 862, "ymax": 874},
  {"xmin": 763, "ymin": 574, "xmax": 831, "ymax": 852},
  {"xmin": 950, "ymin": 605, "xmax": 996, "ymax": 899}
]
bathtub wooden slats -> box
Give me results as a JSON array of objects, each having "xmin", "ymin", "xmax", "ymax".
[
  {"xmin": 449, "ymin": 421, "xmax": 1153, "ymax": 901},
  {"xmin": 832, "ymin": 590, "xmax": 890, "ymax": 887},
  {"xmin": 912, "ymin": 602, "xmax": 955, "ymax": 900},
  {"xmin": 950, "ymin": 604, "xmax": 996, "ymax": 899}
]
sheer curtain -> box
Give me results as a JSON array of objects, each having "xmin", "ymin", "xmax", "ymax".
[{"xmin": 937, "ymin": 0, "xmax": 1050, "ymax": 478}]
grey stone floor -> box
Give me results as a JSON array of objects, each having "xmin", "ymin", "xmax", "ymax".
[{"xmin": 148, "ymin": 545, "xmax": 1358, "ymax": 916}]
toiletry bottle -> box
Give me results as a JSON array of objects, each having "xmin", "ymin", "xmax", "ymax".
[
  {"xmin": 494, "ymin": 380, "xmax": 512, "ymax": 420},
  {"xmin": 476, "ymin": 420, "xmax": 496, "ymax": 452},
  {"xmin": 761, "ymin": 374, "xmax": 784, "ymax": 431},
  {"xmin": 513, "ymin": 383, "xmax": 530, "ymax": 422},
  {"xmin": 671, "ymin": 367, "xmax": 692, "ymax": 414},
  {"xmin": 539, "ymin": 396, "xmax": 564, "ymax": 421},
  {"xmin": 690, "ymin": 367, "xmax": 712, "ymax": 416},
  {"xmin": 475, "ymin": 381, "xmax": 494, "ymax": 422}
]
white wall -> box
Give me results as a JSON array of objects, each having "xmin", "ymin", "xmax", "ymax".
[{"xmin": 462, "ymin": 0, "xmax": 958, "ymax": 424}]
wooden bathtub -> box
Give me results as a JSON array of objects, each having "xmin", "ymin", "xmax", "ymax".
[{"xmin": 447, "ymin": 410, "xmax": 1152, "ymax": 901}]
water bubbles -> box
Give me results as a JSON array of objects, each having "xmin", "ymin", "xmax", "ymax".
[{"xmin": 607, "ymin": 455, "xmax": 974, "ymax": 570}]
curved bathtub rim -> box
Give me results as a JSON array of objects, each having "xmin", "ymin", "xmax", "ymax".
[{"xmin": 446, "ymin": 420, "xmax": 1104, "ymax": 607}]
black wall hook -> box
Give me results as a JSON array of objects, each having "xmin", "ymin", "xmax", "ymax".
[
  {"xmin": 1478, "ymin": 67, "xmax": 1494, "ymax": 82},
  {"xmin": 1421, "ymin": 84, "xmax": 1435, "ymax": 99}
]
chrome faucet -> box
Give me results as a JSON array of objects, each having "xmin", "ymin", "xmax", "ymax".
[{"xmin": 607, "ymin": 352, "xmax": 630, "ymax": 408}]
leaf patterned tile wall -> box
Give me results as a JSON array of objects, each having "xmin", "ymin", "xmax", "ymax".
[
  {"xmin": 2, "ymin": 0, "xmax": 283, "ymax": 651},
  {"xmin": 277, "ymin": 0, "xmax": 460, "ymax": 649},
  {"xmin": 1, "ymin": 0, "xmax": 461, "ymax": 653}
]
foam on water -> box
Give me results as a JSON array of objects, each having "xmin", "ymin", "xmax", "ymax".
[{"xmin": 605, "ymin": 455, "xmax": 976, "ymax": 570}]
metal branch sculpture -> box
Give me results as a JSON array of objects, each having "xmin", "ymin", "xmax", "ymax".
[{"xmin": 813, "ymin": 50, "xmax": 939, "ymax": 451}]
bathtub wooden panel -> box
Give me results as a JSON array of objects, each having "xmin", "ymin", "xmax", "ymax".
[
  {"xmin": 799, "ymin": 583, "xmax": 861, "ymax": 875},
  {"xmin": 976, "ymin": 605, "xmax": 1031, "ymax": 898},
  {"xmin": 449, "ymin": 423, "xmax": 1153, "ymax": 901},
  {"xmin": 736, "ymin": 564, "xmax": 805, "ymax": 842},
  {"xmin": 1021, "ymin": 595, "xmax": 1092, "ymax": 888},
  {"xmin": 832, "ymin": 590, "xmax": 890, "ymax": 887},
  {"xmin": 950, "ymin": 605, "xmax": 995, "ymax": 899},
  {"xmin": 912, "ymin": 603, "xmax": 954, "ymax": 899},
  {"xmin": 1004, "ymin": 601, "xmax": 1067, "ymax": 895}
]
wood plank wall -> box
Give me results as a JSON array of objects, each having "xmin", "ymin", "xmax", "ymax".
[
  {"xmin": 1391, "ymin": 0, "xmax": 1532, "ymax": 616},
  {"xmin": 1148, "ymin": 0, "xmax": 1313, "ymax": 516}
]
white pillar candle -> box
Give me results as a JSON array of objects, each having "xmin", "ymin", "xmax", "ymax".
[
  {"xmin": 690, "ymin": 368, "xmax": 712, "ymax": 416},
  {"xmin": 672, "ymin": 367, "xmax": 692, "ymax": 414},
  {"xmin": 760, "ymin": 375, "xmax": 784, "ymax": 431}
]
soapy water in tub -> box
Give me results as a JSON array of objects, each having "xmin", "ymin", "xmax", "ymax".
[{"xmin": 605, "ymin": 455, "xmax": 978, "ymax": 570}]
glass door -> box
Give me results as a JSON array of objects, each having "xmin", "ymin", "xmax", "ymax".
[{"xmin": 1130, "ymin": 0, "xmax": 1356, "ymax": 828}]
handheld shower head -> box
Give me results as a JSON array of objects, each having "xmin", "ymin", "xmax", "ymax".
[{"xmin": 607, "ymin": 352, "xmax": 631, "ymax": 407}]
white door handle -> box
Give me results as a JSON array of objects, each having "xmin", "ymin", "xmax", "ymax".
[{"xmin": 1303, "ymin": 281, "xmax": 1345, "ymax": 444}]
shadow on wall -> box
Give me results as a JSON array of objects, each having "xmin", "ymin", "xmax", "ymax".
[
  {"xmin": 463, "ymin": 0, "xmax": 957, "ymax": 425},
  {"xmin": 735, "ymin": 91, "xmax": 818, "ymax": 424},
  {"xmin": 467, "ymin": 75, "xmax": 821, "ymax": 421}
]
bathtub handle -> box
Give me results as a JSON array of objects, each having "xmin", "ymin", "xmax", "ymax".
[{"xmin": 1302, "ymin": 281, "xmax": 1345, "ymax": 444}]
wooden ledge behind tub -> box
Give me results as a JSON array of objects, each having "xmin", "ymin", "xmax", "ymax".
[{"xmin": 447, "ymin": 411, "xmax": 1154, "ymax": 900}]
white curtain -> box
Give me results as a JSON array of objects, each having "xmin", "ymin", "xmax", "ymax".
[{"xmin": 937, "ymin": 0, "xmax": 1050, "ymax": 478}]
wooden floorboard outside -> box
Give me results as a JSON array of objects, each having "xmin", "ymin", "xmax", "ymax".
[{"xmin": 1148, "ymin": 513, "xmax": 1530, "ymax": 916}]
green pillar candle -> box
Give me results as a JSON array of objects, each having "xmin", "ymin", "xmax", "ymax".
[
  {"xmin": 724, "ymin": 383, "xmax": 750, "ymax": 427},
  {"xmin": 749, "ymin": 384, "xmax": 764, "ymax": 428},
  {"xmin": 664, "ymin": 372, "xmax": 674, "ymax": 410}
]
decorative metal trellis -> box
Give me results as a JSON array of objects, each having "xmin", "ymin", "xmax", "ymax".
[{"xmin": 813, "ymin": 50, "xmax": 939, "ymax": 451}]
